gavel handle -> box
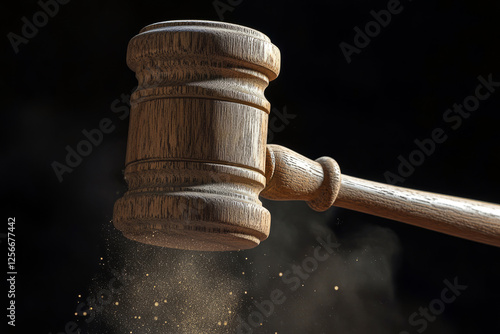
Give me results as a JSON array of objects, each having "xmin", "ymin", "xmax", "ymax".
[{"xmin": 261, "ymin": 144, "xmax": 500, "ymax": 247}]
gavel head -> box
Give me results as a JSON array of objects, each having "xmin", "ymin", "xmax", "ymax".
[{"xmin": 113, "ymin": 20, "xmax": 281, "ymax": 251}]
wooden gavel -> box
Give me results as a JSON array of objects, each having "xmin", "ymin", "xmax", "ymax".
[{"xmin": 113, "ymin": 20, "xmax": 500, "ymax": 251}]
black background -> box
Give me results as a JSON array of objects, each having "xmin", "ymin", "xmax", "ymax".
[{"xmin": 3, "ymin": 0, "xmax": 500, "ymax": 333}]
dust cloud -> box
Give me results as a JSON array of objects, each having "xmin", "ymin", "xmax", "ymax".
[{"xmin": 80, "ymin": 200, "xmax": 404, "ymax": 333}]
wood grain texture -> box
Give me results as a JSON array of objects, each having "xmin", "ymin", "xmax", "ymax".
[
  {"xmin": 114, "ymin": 20, "xmax": 500, "ymax": 251},
  {"xmin": 260, "ymin": 144, "xmax": 500, "ymax": 247},
  {"xmin": 334, "ymin": 176, "xmax": 500, "ymax": 247},
  {"xmin": 261, "ymin": 144, "xmax": 341, "ymax": 211},
  {"xmin": 113, "ymin": 20, "xmax": 280, "ymax": 251}
]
